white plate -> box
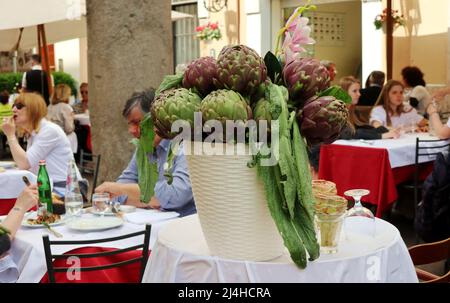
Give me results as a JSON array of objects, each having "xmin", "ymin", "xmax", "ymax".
[
  {"xmin": 66, "ymin": 217, "xmax": 124, "ymax": 231},
  {"xmin": 90, "ymin": 205, "xmax": 136, "ymax": 216},
  {"xmin": 0, "ymin": 161, "xmax": 16, "ymax": 169},
  {"xmin": 21, "ymin": 213, "xmax": 65, "ymax": 228}
]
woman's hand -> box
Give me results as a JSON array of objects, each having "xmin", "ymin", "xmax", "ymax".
[
  {"xmin": 1, "ymin": 117, "xmax": 16, "ymax": 138},
  {"xmin": 382, "ymin": 129, "xmax": 400, "ymax": 139},
  {"xmin": 15, "ymin": 184, "xmax": 39, "ymax": 212}
]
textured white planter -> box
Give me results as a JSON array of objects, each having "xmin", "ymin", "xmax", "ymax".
[{"xmin": 185, "ymin": 142, "xmax": 285, "ymax": 261}]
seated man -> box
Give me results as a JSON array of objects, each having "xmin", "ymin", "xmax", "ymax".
[
  {"xmin": 95, "ymin": 89, "xmax": 196, "ymax": 217},
  {"xmin": 1, "ymin": 184, "xmax": 39, "ymax": 283}
]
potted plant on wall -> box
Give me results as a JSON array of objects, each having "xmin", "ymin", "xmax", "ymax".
[
  {"xmin": 196, "ymin": 21, "xmax": 222, "ymax": 42},
  {"xmin": 374, "ymin": 8, "xmax": 406, "ymax": 32}
]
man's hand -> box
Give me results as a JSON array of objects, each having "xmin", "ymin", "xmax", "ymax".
[
  {"xmin": 15, "ymin": 184, "xmax": 38, "ymax": 211},
  {"xmin": 95, "ymin": 182, "xmax": 124, "ymax": 197},
  {"xmin": 149, "ymin": 196, "xmax": 161, "ymax": 209}
]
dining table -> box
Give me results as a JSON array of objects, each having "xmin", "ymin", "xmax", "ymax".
[
  {"xmin": 318, "ymin": 132, "xmax": 449, "ymax": 217},
  {"xmin": 2, "ymin": 208, "xmax": 179, "ymax": 283},
  {"xmin": 142, "ymin": 214, "xmax": 418, "ymax": 283}
]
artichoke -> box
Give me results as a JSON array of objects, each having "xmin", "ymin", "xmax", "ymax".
[
  {"xmin": 182, "ymin": 56, "xmax": 218, "ymax": 97},
  {"xmin": 151, "ymin": 88, "xmax": 202, "ymax": 139},
  {"xmin": 214, "ymin": 45, "xmax": 267, "ymax": 96},
  {"xmin": 297, "ymin": 96, "xmax": 349, "ymax": 145},
  {"xmin": 201, "ymin": 89, "xmax": 252, "ymax": 142},
  {"xmin": 253, "ymin": 97, "xmax": 272, "ymax": 134},
  {"xmin": 283, "ymin": 57, "xmax": 330, "ymax": 107}
]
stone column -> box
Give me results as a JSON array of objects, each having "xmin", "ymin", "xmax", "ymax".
[{"xmin": 87, "ymin": 0, "xmax": 173, "ymax": 183}]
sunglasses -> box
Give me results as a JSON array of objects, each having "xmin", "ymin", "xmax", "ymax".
[{"xmin": 13, "ymin": 103, "xmax": 26, "ymax": 110}]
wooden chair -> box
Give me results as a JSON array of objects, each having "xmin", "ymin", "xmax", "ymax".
[
  {"xmin": 354, "ymin": 105, "xmax": 373, "ymax": 124},
  {"xmin": 42, "ymin": 224, "xmax": 151, "ymax": 283},
  {"xmin": 408, "ymin": 237, "xmax": 450, "ymax": 283}
]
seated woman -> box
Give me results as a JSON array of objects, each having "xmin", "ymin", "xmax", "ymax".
[
  {"xmin": 0, "ymin": 184, "xmax": 38, "ymax": 283},
  {"xmin": 1, "ymin": 93, "xmax": 74, "ymax": 193},
  {"xmin": 339, "ymin": 76, "xmax": 399, "ymax": 140},
  {"xmin": 401, "ymin": 66, "xmax": 431, "ymax": 116},
  {"xmin": 370, "ymin": 79, "xmax": 427, "ymax": 130},
  {"xmin": 47, "ymin": 84, "xmax": 77, "ymax": 154}
]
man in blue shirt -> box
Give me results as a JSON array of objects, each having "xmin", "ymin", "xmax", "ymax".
[{"xmin": 95, "ymin": 89, "xmax": 196, "ymax": 217}]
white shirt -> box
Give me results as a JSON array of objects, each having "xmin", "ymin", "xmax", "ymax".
[
  {"xmin": 370, "ymin": 104, "xmax": 424, "ymax": 128},
  {"xmin": 26, "ymin": 119, "xmax": 73, "ymax": 183}
]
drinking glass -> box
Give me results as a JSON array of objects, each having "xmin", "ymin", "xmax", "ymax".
[
  {"xmin": 64, "ymin": 192, "xmax": 83, "ymax": 219},
  {"xmin": 92, "ymin": 193, "xmax": 110, "ymax": 217},
  {"xmin": 344, "ymin": 189, "xmax": 375, "ymax": 238}
]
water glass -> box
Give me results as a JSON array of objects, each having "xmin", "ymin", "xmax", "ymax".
[
  {"xmin": 92, "ymin": 193, "xmax": 110, "ymax": 217},
  {"xmin": 64, "ymin": 192, "xmax": 84, "ymax": 218},
  {"xmin": 314, "ymin": 212, "xmax": 346, "ymax": 254}
]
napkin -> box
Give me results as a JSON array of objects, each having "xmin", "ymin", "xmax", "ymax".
[{"xmin": 124, "ymin": 210, "xmax": 180, "ymax": 225}]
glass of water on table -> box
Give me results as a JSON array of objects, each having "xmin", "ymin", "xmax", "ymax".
[
  {"xmin": 92, "ymin": 193, "xmax": 110, "ymax": 217},
  {"xmin": 64, "ymin": 192, "xmax": 84, "ymax": 219}
]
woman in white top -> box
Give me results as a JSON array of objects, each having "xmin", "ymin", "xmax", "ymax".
[
  {"xmin": 401, "ymin": 66, "xmax": 431, "ymax": 116},
  {"xmin": 47, "ymin": 84, "xmax": 77, "ymax": 153},
  {"xmin": 1, "ymin": 93, "xmax": 74, "ymax": 191},
  {"xmin": 370, "ymin": 80, "xmax": 427, "ymax": 129}
]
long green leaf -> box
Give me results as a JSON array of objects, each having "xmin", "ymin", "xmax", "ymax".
[
  {"xmin": 317, "ymin": 85, "xmax": 352, "ymax": 104},
  {"xmin": 257, "ymin": 164, "xmax": 307, "ymax": 268},
  {"xmin": 155, "ymin": 73, "xmax": 184, "ymax": 96},
  {"xmin": 264, "ymin": 51, "xmax": 282, "ymax": 84}
]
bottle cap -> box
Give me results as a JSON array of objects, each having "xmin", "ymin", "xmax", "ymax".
[{"xmin": 39, "ymin": 160, "xmax": 46, "ymax": 165}]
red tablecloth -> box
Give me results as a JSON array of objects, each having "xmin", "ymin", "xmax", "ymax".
[
  {"xmin": 318, "ymin": 144, "xmax": 433, "ymax": 218},
  {"xmin": 40, "ymin": 247, "xmax": 150, "ymax": 283},
  {"xmin": 0, "ymin": 199, "xmax": 17, "ymax": 215}
]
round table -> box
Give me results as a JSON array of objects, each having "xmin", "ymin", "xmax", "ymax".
[{"xmin": 142, "ymin": 215, "xmax": 418, "ymax": 283}]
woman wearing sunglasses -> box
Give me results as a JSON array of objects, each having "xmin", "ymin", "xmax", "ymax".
[{"xmin": 1, "ymin": 93, "xmax": 74, "ymax": 193}]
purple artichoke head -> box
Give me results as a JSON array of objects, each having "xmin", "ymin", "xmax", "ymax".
[
  {"xmin": 298, "ymin": 96, "xmax": 349, "ymax": 145},
  {"xmin": 182, "ymin": 56, "xmax": 218, "ymax": 97},
  {"xmin": 283, "ymin": 57, "xmax": 330, "ymax": 107},
  {"xmin": 214, "ymin": 45, "xmax": 267, "ymax": 96}
]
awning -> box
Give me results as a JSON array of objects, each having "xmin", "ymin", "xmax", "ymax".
[{"xmin": 0, "ymin": 0, "xmax": 193, "ymax": 50}]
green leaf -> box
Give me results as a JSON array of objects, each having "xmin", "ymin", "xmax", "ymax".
[
  {"xmin": 155, "ymin": 73, "xmax": 184, "ymax": 96},
  {"xmin": 264, "ymin": 51, "xmax": 282, "ymax": 84},
  {"xmin": 317, "ymin": 85, "xmax": 352, "ymax": 104}
]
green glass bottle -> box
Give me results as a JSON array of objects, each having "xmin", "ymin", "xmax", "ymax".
[{"xmin": 37, "ymin": 160, "xmax": 53, "ymax": 213}]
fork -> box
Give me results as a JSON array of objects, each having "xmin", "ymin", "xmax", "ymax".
[
  {"xmin": 42, "ymin": 222, "xmax": 63, "ymax": 238},
  {"xmin": 110, "ymin": 202, "xmax": 123, "ymax": 218}
]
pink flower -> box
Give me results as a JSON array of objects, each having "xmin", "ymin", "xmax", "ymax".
[
  {"xmin": 196, "ymin": 25, "xmax": 205, "ymax": 32},
  {"xmin": 281, "ymin": 16, "xmax": 315, "ymax": 65},
  {"xmin": 210, "ymin": 22, "xmax": 218, "ymax": 30}
]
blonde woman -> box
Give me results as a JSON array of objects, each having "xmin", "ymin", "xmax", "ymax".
[
  {"xmin": 1, "ymin": 93, "xmax": 74, "ymax": 193},
  {"xmin": 370, "ymin": 80, "xmax": 427, "ymax": 129},
  {"xmin": 47, "ymin": 84, "xmax": 77, "ymax": 153}
]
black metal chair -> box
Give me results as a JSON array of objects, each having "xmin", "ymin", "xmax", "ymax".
[
  {"xmin": 78, "ymin": 149, "xmax": 101, "ymax": 202},
  {"xmin": 402, "ymin": 137, "xmax": 450, "ymax": 216},
  {"xmin": 42, "ymin": 224, "xmax": 151, "ymax": 283}
]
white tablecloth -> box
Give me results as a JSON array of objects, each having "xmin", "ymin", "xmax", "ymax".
[
  {"xmin": 3, "ymin": 208, "xmax": 176, "ymax": 283},
  {"xmin": 74, "ymin": 113, "xmax": 90, "ymax": 126},
  {"xmin": 333, "ymin": 133, "xmax": 449, "ymax": 168},
  {"xmin": 142, "ymin": 215, "xmax": 418, "ymax": 283},
  {"xmin": 0, "ymin": 169, "xmax": 37, "ymax": 199}
]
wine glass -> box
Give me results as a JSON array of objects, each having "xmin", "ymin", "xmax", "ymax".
[
  {"xmin": 92, "ymin": 193, "xmax": 110, "ymax": 218},
  {"xmin": 344, "ymin": 189, "xmax": 375, "ymax": 238}
]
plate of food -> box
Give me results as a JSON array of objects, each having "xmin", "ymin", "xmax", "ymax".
[
  {"xmin": 66, "ymin": 217, "xmax": 123, "ymax": 231},
  {"xmin": 90, "ymin": 204, "xmax": 136, "ymax": 216},
  {"xmin": 0, "ymin": 161, "xmax": 16, "ymax": 169},
  {"xmin": 22, "ymin": 212, "xmax": 65, "ymax": 228}
]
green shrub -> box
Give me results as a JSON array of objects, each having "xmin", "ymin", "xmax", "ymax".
[
  {"xmin": 0, "ymin": 71, "xmax": 78, "ymax": 97},
  {"xmin": 0, "ymin": 73, "xmax": 22, "ymax": 93},
  {"xmin": 52, "ymin": 71, "xmax": 78, "ymax": 97}
]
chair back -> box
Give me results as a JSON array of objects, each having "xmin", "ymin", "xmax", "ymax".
[
  {"xmin": 408, "ymin": 237, "xmax": 450, "ymax": 283},
  {"xmin": 42, "ymin": 224, "xmax": 151, "ymax": 283},
  {"xmin": 354, "ymin": 105, "xmax": 372, "ymax": 124},
  {"xmin": 413, "ymin": 138, "xmax": 450, "ymax": 209},
  {"xmin": 78, "ymin": 149, "xmax": 101, "ymax": 201}
]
